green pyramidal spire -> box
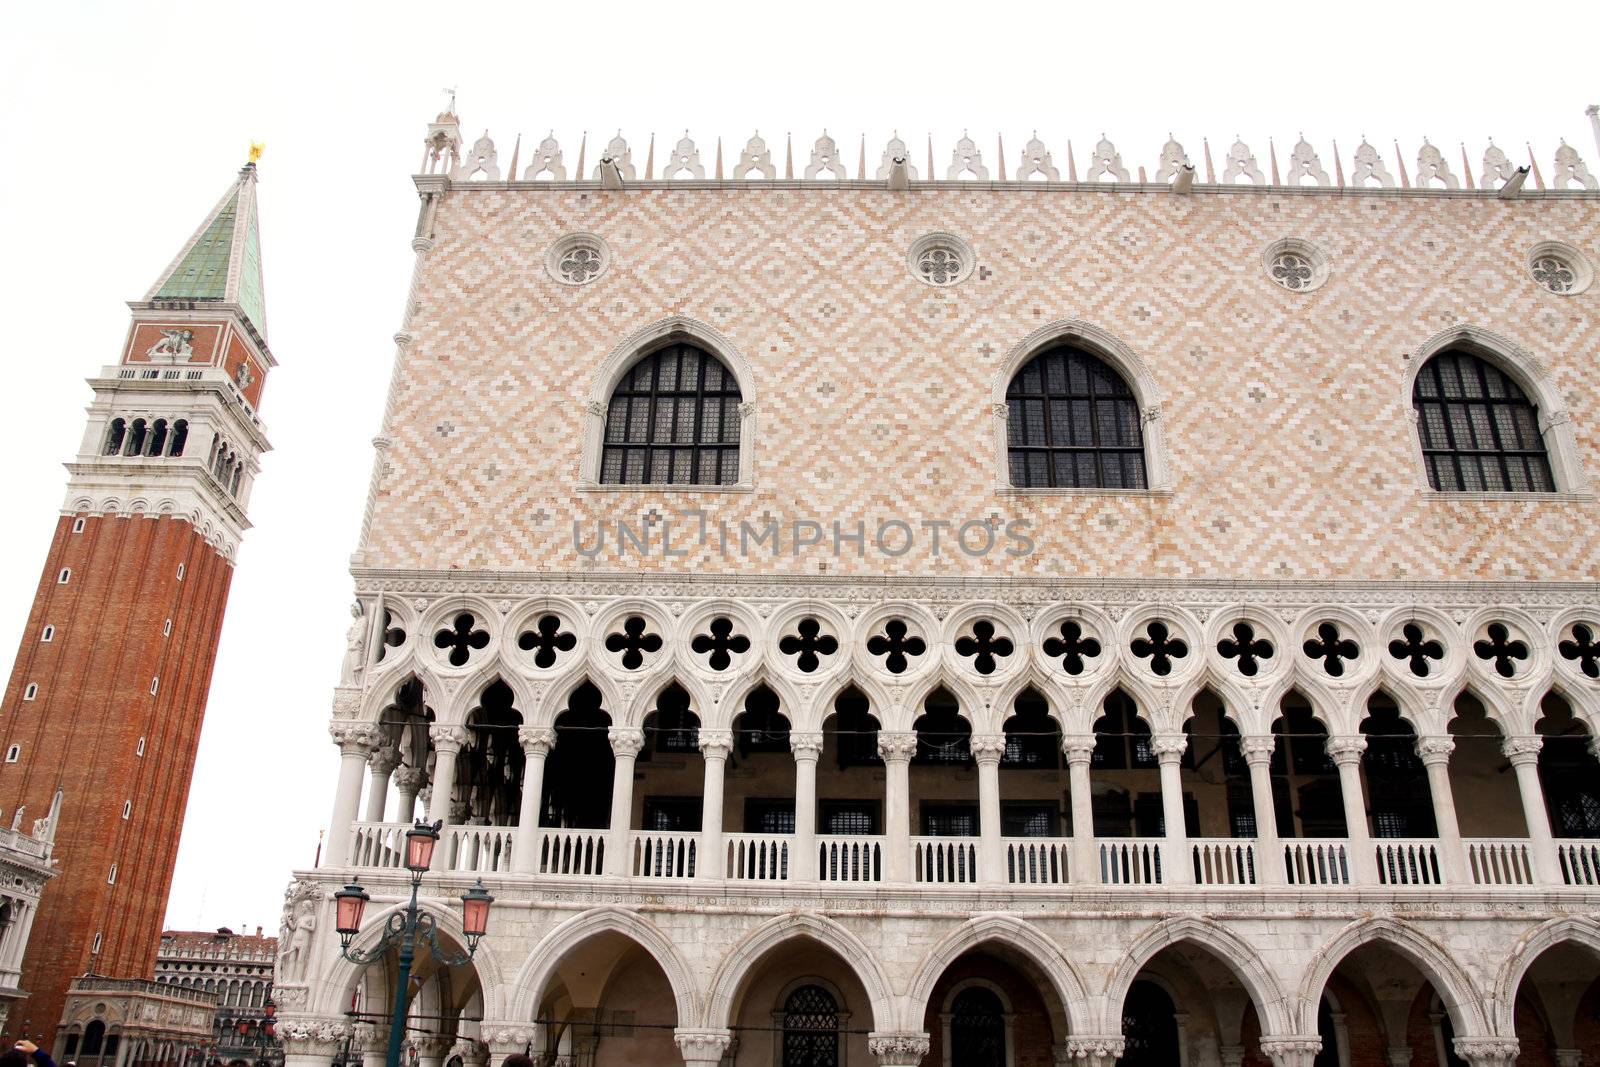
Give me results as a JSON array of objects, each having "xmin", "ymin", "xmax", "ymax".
[{"xmin": 147, "ymin": 163, "xmax": 268, "ymax": 339}]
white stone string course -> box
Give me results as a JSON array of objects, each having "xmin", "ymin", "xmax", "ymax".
[{"xmin": 427, "ymin": 116, "xmax": 1600, "ymax": 192}]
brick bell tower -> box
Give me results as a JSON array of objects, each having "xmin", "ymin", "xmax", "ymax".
[{"xmin": 0, "ymin": 158, "xmax": 274, "ymax": 1040}]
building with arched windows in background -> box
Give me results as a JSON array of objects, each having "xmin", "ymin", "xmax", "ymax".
[
  {"xmin": 277, "ymin": 105, "xmax": 1600, "ymax": 1067},
  {"xmin": 154, "ymin": 929, "xmax": 281, "ymax": 1067}
]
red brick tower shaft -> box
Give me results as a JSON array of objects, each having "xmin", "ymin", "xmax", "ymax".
[{"xmin": 0, "ymin": 162, "xmax": 274, "ymax": 1040}]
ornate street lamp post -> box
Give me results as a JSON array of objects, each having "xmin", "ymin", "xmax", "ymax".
[{"xmin": 333, "ymin": 821, "xmax": 494, "ymax": 1067}]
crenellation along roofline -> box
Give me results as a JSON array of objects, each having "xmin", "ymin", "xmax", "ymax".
[{"xmin": 412, "ymin": 173, "xmax": 1600, "ymax": 201}]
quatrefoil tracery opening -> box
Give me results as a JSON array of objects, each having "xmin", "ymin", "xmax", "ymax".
[
  {"xmin": 1131, "ymin": 621, "xmax": 1188, "ymax": 677},
  {"xmin": 1473, "ymin": 622, "xmax": 1529, "ymax": 678},
  {"xmin": 377, "ymin": 609, "xmax": 407, "ymax": 663},
  {"xmin": 1388, "ymin": 623, "xmax": 1445, "ymax": 678},
  {"xmin": 779, "ymin": 617, "xmax": 839, "ymax": 674},
  {"xmin": 691, "ymin": 615, "xmax": 751, "ymax": 671},
  {"xmin": 867, "ymin": 619, "xmax": 927, "ymax": 675},
  {"xmin": 1303, "ymin": 622, "xmax": 1360, "ymax": 678},
  {"xmin": 605, "ymin": 615, "xmax": 663, "ymax": 670},
  {"xmin": 433, "ymin": 613, "xmax": 489, "ymax": 667},
  {"xmin": 954, "ymin": 620, "xmax": 1014, "ymax": 676},
  {"xmin": 1042, "ymin": 619, "xmax": 1102, "ymax": 676},
  {"xmin": 1217, "ymin": 621, "xmax": 1274, "ymax": 677},
  {"xmin": 1559, "ymin": 623, "xmax": 1600, "ymax": 679},
  {"xmin": 518, "ymin": 614, "xmax": 577, "ymax": 669}
]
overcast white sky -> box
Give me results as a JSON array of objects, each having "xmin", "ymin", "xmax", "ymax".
[{"xmin": 0, "ymin": 0, "xmax": 1597, "ymax": 936}]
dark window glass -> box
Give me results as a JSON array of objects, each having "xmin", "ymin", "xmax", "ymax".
[
  {"xmin": 951, "ymin": 987, "xmax": 1006, "ymax": 1067},
  {"xmin": 921, "ymin": 803, "xmax": 979, "ymax": 837},
  {"xmin": 601, "ymin": 342, "xmax": 742, "ymax": 486},
  {"xmin": 782, "ymin": 985, "xmax": 839, "ymax": 1067},
  {"xmin": 1006, "ymin": 344, "xmax": 1146, "ymax": 489},
  {"xmin": 642, "ymin": 796, "xmax": 702, "ymax": 831},
  {"xmin": 1413, "ymin": 350, "xmax": 1554, "ymax": 493},
  {"xmin": 821, "ymin": 800, "xmax": 880, "ymax": 835},
  {"xmin": 1002, "ymin": 802, "xmax": 1060, "ymax": 837},
  {"xmin": 745, "ymin": 798, "xmax": 796, "ymax": 834}
]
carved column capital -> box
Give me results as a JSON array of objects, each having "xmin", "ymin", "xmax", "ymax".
[
  {"xmin": 367, "ymin": 746, "xmax": 402, "ymax": 775},
  {"xmin": 518, "ymin": 726, "xmax": 556, "ymax": 756},
  {"xmin": 790, "ymin": 731, "xmax": 825, "ymax": 760},
  {"xmin": 609, "ymin": 727, "xmax": 645, "ymax": 758},
  {"xmin": 867, "ymin": 1032, "xmax": 931, "ymax": 1066},
  {"xmin": 1063, "ymin": 1035, "xmax": 1127, "ymax": 1067},
  {"xmin": 698, "ymin": 729, "xmax": 734, "ymax": 760},
  {"xmin": 1062, "ymin": 736, "xmax": 1097, "ymax": 764},
  {"xmin": 393, "ymin": 767, "xmax": 429, "ymax": 793},
  {"xmin": 277, "ymin": 1017, "xmax": 350, "ymax": 1058},
  {"xmin": 877, "ymin": 731, "xmax": 919, "ymax": 763},
  {"xmin": 1240, "ymin": 735, "xmax": 1277, "ymax": 765},
  {"xmin": 970, "ymin": 733, "xmax": 1007, "ymax": 764},
  {"xmin": 429, "ymin": 723, "xmax": 470, "ymax": 754},
  {"xmin": 1150, "ymin": 733, "xmax": 1188, "ymax": 763},
  {"xmin": 673, "ymin": 1028, "xmax": 733, "ymax": 1064},
  {"xmin": 1415, "ymin": 735, "xmax": 1456, "ymax": 765},
  {"xmin": 329, "ymin": 721, "xmax": 379, "ymax": 755},
  {"xmin": 1451, "ymin": 1038, "xmax": 1520, "ymax": 1067},
  {"xmin": 1259, "ymin": 1035, "xmax": 1324, "ymax": 1067},
  {"xmin": 1501, "ymin": 734, "xmax": 1543, "ymax": 765},
  {"xmin": 1325, "ymin": 735, "xmax": 1368, "ymax": 765},
  {"xmin": 480, "ymin": 1025, "xmax": 532, "ymax": 1055}
]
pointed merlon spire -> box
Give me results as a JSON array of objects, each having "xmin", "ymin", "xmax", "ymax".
[
  {"xmin": 1332, "ymin": 139, "xmax": 1345, "ymax": 186},
  {"xmin": 1528, "ymin": 144, "xmax": 1546, "ymax": 189},
  {"xmin": 1460, "ymin": 143, "xmax": 1475, "ymax": 190},
  {"xmin": 997, "ymin": 133, "xmax": 1007, "ymax": 181},
  {"xmin": 1394, "ymin": 141, "xmax": 1411, "ymax": 188},
  {"xmin": 507, "ymin": 133, "xmax": 521, "ymax": 180},
  {"xmin": 1066, "ymin": 139, "xmax": 1077, "ymax": 182},
  {"xmin": 1268, "ymin": 138, "xmax": 1281, "ymax": 184},
  {"xmin": 1203, "ymin": 138, "xmax": 1216, "ymax": 183},
  {"xmin": 645, "ymin": 133, "xmax": 656, "ymax": 179},
  {"xmin": 926, "ymin": 133, "xmax": 935, "ymax": 181},
  {"xmin": 785, "ymin": 133, "xmax": 794, "ymax": 179},
  {"xmin": 715, "ymin": 137, "xmax": 724, "ymax": 180},
  {"xmin": 857, "ymin": 133, "xmax": 866, "ymax": 180},
  {"xmin": 575, "ymin": 132, "xmax": 587, "ymax": 179},
  {"xmin": 145, "ymin": 162, "xmax": 267, "ymax": 339}
]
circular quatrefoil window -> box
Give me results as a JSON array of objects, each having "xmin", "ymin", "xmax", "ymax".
[
  {"xmin": 547, "ymin": 233, "xmax": 611, "ymax": 286},
  {"xmin": 909, "ymin": 232, "xmax": 975, "ymax": 287},
  {"xmin": 1263, "ymin": 238, "xmax": 1329, "ymax": 294},
  {"xmin": 1527, "ymin": 242, "xmax": 1592, "ymax": 296}
]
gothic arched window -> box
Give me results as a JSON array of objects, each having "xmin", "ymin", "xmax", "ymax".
[
  {"xmin": 1413, "ymin": 350, "xmax": 1554, "ymax": 492},
  {"xmin": 781, "ymin": 985, "xmax": 839, "ymax": 1067},
  {"xmin": 601, "ymin": 343, "xmax": 742, "ymax": 486},
  {"xmin": 170, "ymin": 420, "xmax": 189, "ymax": 457},
  {"xmin": 1006, "ymin": 345, "xmax": 1146, "ymax": 489}
]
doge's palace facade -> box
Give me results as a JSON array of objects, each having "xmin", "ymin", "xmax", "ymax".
[{"xmin": 277, "ymin": 108, "xmax": 1600, "ymax": 1067}]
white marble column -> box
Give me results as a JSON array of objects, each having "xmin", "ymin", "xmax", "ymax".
[
  {"xmin": 1416, "ymin": 735, "xmax": 1467, "ymax": 882},
  {"xmin": 426, "ymin": 725, "xmax": 469, "ymax": 825},
  {"xmin": 972, "ymin": 733, "xmax": 1007, "ymax": 882},
  {"xmin": 414, "ymin": 1033, "xmax": 448, "ymax": 1067},
  {"xmin": 326, "ymin": 723, "xmax": 378, "ymax": 866},
  {"xmin": 1501, "ymin": 735, "xmax": 1562, "ymax": 884},
  {"xmin": 699, "ymin": 730, "xmax": 732, "ymax": 880},
  {"xmin": 1063, "ymin": 736, "xmax": 1098, "ymax": 884},
  {"xmin": 513, "ymin": 727, "xmax": 554, "ymax": 874},
  {"xmin": 392, "ymin": 767, "xmax": 428, "ymax": 825},
  {"xmin": 791, "ymin": 731, "xmax": 823, "ymax": 881},
  {"xmin": 606, "ymin": 728, "xmax": 645, "ymax": 877},
  {"xmin": 364, "ymin": 748, "xmax": 401, "ymax": 823},
  {"xmin": 1241, "ymin": 736, "xmax": 1283, "ymax": 884},
  {"xmin": 1152, "ymin": 733, "xmax": 1191, "ymax": 884},
  {"xmin": 1326, "ymin": 736, "xmax": 1375, "ymax": 883},
  {"xmin": 878, "ymin": 731, "xmax": 918, "ymax": 882},
  {"xmin": 479, "ymin": 1024, "xmax": 532, "ymax": 1067}
]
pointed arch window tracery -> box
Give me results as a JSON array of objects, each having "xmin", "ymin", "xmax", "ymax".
[
  {"xmin": 600, "ymin": 342, "xmax": 742, "ymax": 486},
  {"xmin": 1006, "ymin": 344, "xmax": 1146, "ymax": 489}
]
